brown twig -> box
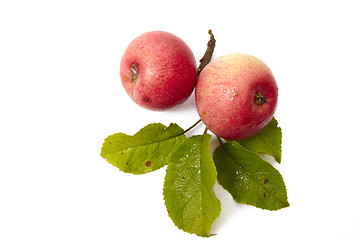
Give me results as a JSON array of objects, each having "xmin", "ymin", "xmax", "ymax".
[{"xmin": 197, "ymin": 29, "xmax": 216, "ymax": 76}]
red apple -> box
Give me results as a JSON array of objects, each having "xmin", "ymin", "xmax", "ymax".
[
  {"xmin": 195, "ymin": 53, "xmax": 278, "ymax": 140},
  {"xmin": 120, "ymin": 31, "xmax": 198, "ymax": 111}
]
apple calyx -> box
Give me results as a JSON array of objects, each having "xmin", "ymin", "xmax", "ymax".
[
  {"xmin": 130, "ymin": 63, "xmax": 138, "ymax": 83},
  {"xmin": 255, "ymin": 92, "xmax": 267, "ymax": 105}
]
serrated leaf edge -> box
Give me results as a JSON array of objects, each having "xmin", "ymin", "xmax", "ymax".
[
  {"xmin": 216, "ymin": 141, "xmax": 289, "ymax": 211},
  {"xmin": 100, "ymin": 123, "xmax": 186, "ymax": 174},
  {"xmin": 235, "ymin": 117, "xmax": 282, "ymax": 164},
  {"xmin": 163, "ymin": 134, "xmax": 221, "ymax": 237},
  {"xmin": 100, "ymin": 123, "xmax": 185, "ymax": 159}
]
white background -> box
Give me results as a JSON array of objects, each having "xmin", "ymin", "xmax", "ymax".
[{"xmin": 1, "ymin": 0, "xmax": 359, "ymax": 239}]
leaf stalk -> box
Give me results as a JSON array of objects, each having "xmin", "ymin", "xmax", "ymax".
[{"xmin": 182, "ymin": 119, "xmax": 202, "ymax": 135}]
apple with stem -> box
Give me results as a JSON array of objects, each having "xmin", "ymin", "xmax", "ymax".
[
  {"xmin": 120, "ymin": 31, "xmax": 198, "ymax": 111},
  {"xmin": 195, "ymin": 53, "xmax": 278, "ymax": 140}
]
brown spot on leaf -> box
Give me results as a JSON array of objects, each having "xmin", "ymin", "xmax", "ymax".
[
  {"xmin": 109, "ymin": 142, "xmax": 112, "ymax": 144},
  {"xmin": 263, "ymin": 193, "xmax": 267, "ymax": 197},
  {"xmin": 145, "ymin": 161, "xmax": 151, "ymax": 167},
  {"xmin": 264, "ymin": 179, "xmax": 269, "ymax": 183}
]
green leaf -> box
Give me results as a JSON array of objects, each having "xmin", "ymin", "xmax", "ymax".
[
  {"xmin": 163, "ymin": 134, "xmax": 221, "ymax": 237},
  {"xmin": 236, "ymin": 117, "xmax": 282, "ymax": 163},
  {"xmin": 213, "ymin": 141, "xmax": 289, "ymax": 211},
  {"xmin": 100, "ymin": 123, "xmax": 186, "ymax": 174}
]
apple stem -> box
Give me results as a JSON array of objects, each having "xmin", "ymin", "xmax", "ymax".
[
  {"xmin": 255, "ymin": 92, "xmax": 267, "ymax": 105},
  {"xmin": 197, "ymin": 29, "xmax": 216, "ymax": 76}
]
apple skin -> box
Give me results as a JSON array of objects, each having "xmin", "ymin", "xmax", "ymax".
[
  {"xmin": 195, "ymin": 53, "xmax": 278, "ymax": 140},
  {"xmin": 120, "ymin": 31, "xmax": 198, "ymax": 111}
]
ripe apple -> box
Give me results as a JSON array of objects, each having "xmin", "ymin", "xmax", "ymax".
[
  {"xmin": 120, "ymin": 31, "xmax": 198, "ymax": 111},
  {"xmin": 195, "ymin": 53, "xmax": 278, "ymax": 140}
]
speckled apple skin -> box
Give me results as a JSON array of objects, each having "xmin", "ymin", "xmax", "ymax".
[
  {"xmin": 120, "ymin": 31, "xmax": 197, "ymax": 111},
  {"xmin": 195, "ymin": 53, "xmax": 278, "ymax": 140}
]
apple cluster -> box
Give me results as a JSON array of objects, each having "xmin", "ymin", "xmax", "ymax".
[{"xmin": 120, "ymin": 31, "xmax": 278, "ymax": 140}]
